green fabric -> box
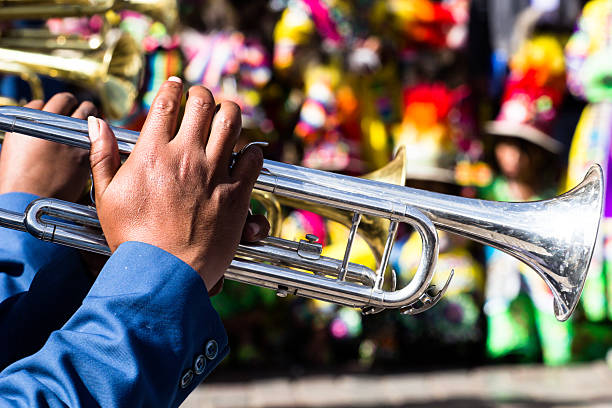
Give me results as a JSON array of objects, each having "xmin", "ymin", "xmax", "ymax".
[
  {"xmin": 534, "ymin": 308, "xmax": 573, "ymax": 365},
  {"xmin": 486, "ymin": 294, "xmax": 538, "ymax": 362}
]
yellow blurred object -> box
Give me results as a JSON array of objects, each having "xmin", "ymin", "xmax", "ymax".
[
  {"xmin": 273, "ymin": 4, "xmax": 315, "ymax": 70},
  {"xmin": 322, "ymin": 220, "xmax": 377, "ymax": 270},
  {"xmin": 510, "ymin": 35, "xmax": 566, "ymax": 87},
  {"xmin": 397, "ymin": 231, "xmax": 484, "ymax": 297}
]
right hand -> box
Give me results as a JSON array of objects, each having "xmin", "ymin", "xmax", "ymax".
[{"xmin": 87, "ymin": 77, "xmax": 268, "ymax": 292}]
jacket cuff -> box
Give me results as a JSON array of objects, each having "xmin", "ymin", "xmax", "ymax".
[{"xmin": 88, "ymin": 241, "xmax": 229, "ymax": 397}]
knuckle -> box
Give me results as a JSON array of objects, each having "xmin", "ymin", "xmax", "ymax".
[
  {"xmin": 76, "ymin": 101, "xmax": 97, "ymax": 116},
  {"xmin": 216, "ymin": 104, "xmax": 241, "ymax": 133},
  {"xmin": 89, "ymin": 148, "xmax": 107, "ymax": 170},
  {"xmin": 177, "ymin": 154, "xmax": 193, "ymax": 181},
  {"xmin": 189, "ymin": 96, "xmax": 214, "ymax": 112},
  {"xmin": 52, "ymin": 92, "xmax": 77, "ymax": 103},
  {"xmin": 152, "ymin": 96, "xmax": 178, "ymax": 116},
  {"xmin": 245, "ymin": 146, "xmax": 263, "ymax": 168}
]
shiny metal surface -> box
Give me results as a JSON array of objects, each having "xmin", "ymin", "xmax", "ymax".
[
  {"xmin": 0, "ymin": 30, "xmax": 143, "ymax": 119},
  {"xmin": 0, "ymin": 0, "xmax": 178, "ymax": 30},
  {"xmin": 0, "ymin": 107, "xmax": 604, "ymax": 320}
]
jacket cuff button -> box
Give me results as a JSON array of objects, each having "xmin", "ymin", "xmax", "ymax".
[
  {"xmin": 205, "ymin": 339, "xmax": 219, "ymax": 360},
  {"xmin": 194, "ymin": 354, "xmax": 206, "ymax": 375},
  {"xmin": 180, "ymin": 369, "xmax": 194, "ymax": 389}
]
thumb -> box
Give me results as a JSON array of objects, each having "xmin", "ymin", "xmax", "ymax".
[{"xmin": 88, "ymin": 116, "xmax": 120, "ymax": 201}]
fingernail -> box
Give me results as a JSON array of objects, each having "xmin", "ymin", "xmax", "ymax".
[
  {"xmin": 248, "ymin": 222, "xmax": 261, "ymax": 238},
  {"xmin": 168, "ymin": 76, "xmax": 182, "ymax": 83},
  {"xmin": 88, "ymin": 116, "xmax": 99, "ymax": 142}
]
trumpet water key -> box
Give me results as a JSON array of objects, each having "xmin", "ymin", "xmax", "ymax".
[{"xmin": 0, "ymin": 106, "xmax": 604, "ymax": 321}]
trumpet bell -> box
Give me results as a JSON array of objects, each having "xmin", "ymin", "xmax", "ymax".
[{"xmin": 523, "ymin": 164, "xmax": 603, "ymax": 321}]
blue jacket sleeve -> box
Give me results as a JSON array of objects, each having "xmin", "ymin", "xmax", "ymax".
[
  {"xmin": 0, "ymin": 192, "xmax": 93, "ymax": 370},
  {"xmin": 0, "ymin": 241, "xmax": 229, "ymax": 408},
  {"xmin": 0, "ymin": 192, "xmax": 87, "ymax": 299}
]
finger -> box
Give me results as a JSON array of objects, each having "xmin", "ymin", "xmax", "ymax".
[
  {"xmin": 71, "ymin": 101, "xmax": 98, "ymax": 120},
  {"xmin": 206, "ymin": 101, "xmax": 241, "ymax": 172},
  {"xmin": 43, "ymin": 92, "xmax": 78, "ymax": 115},
  {"xmin": 231, "ymin": 143, "xmax": 263, "ymax": 187},
  {"xmin": 23, "ymin": 99, "xmax": 44, "ymax": 110},
  {"xmin": 88, "ymin": 117, "xmax": 120, "ymax": 200},
  {"xmin": 175, "ymin": 85, "xmax": 215, "ymax": 148},
  {"xmin": 208, "ymin": 277, "xmax": 224, "ymax": 297},
  {"xmin": 138, "ymin": 77, "xmax": 183, "ymax": 148},
  {"xmin": 241, "ymin": 214, "xmax": 270, "ymax": 243}
]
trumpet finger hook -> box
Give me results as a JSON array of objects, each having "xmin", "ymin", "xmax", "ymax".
[{"xmin": 399, "ymin": 269, "xmax": 454, "ymax": 315}]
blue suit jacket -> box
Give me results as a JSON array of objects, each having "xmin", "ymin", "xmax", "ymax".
[
  {"xmin": 0, "ymin": 193, "xmax": 229, "ymax": 407},
  {"xmin": 0, "ymin": 193, "xmax": 93, "ymax": 370}
]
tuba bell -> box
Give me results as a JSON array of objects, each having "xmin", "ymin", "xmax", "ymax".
[
  {"xmin": 0, "ymin": 0, "xmax": 178, "ymax": 30},
  {"xmin": 0, "ymin": 29, "xmax": 143, "ymax": 120}
]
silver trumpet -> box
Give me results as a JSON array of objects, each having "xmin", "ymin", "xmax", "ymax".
[{"xmin": 0, "ymin": 106, "xmax": 604, "ymax": 321}]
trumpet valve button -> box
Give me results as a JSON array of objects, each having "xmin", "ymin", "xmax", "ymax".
[
  {"xmin": 305, "ymin": 234, "xmax": 319, "ymax": 243},
  {"xmin": 298, "ymin": 235, "xmax": 322, "ymax": 260},
  {"xmin": 276, "ymin": 286, "xmax": 289, "ymax": 297}
]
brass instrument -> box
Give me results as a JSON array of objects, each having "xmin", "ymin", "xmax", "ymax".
[
  {"xmin": 0, "ymin": 106, "xmax": 604, "ymax": 321},
  {"xmin": 0, "ymin": 30, "xmax": 143, "ymax": 120},
  {"xmin": 0, "ymin": 28, "xmax": 105, "ymax": 51},
  {"xmin": 0, "ymin": 61, "xmax": 44, "ymax": 103},
  {"xmin": 0, "ymin": 0, "xmax": 178, "ymax": 30}
]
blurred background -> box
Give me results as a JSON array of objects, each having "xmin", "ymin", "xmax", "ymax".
[{"xmin": 2, "ymin": 0, "xmax": 612, "ymax": 406}]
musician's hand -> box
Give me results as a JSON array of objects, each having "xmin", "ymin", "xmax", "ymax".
[
  {"xmin": 0, "ymin": 93, "xmax": 96, "ymax": 200},
  {"xmin": 88, "ymin": 78, "xmax": 268, "ymax": 292}
]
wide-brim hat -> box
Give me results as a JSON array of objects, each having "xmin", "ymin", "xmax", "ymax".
[{"xmin": 484, "ymin": 120, "xmax": 563, "ymax": 154}]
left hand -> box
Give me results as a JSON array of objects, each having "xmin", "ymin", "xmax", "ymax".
[{"xmin": 0, "ymin": 93, "xmax": 97, "ymax": 200}]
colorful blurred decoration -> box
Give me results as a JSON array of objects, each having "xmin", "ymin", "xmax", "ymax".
[
  {"xmin": 296, "ymin": 64, "xmax": 363, "ymax": 171},
  {"xmin": 181, "ymin": 29, "xmax": 272, "ymax": 130},
  {"xmin": 393, "ymin": 231, "xmax": 484, "ymax": 348},
  {"xmin": 386, "ymin": 0, "xmax": 470, "ymax": 49},
  {"xmin": 485, "ymin": 34, "xmax": 566, "ymax": 154},
  {"xmin": 393, "ymin": 83, "xmax": 490, "ymax": 185},
  {"xmin": 564, "ymin": 0, "xmax": 612, "ymax": 359},
  {"xmin": 565, "ymin": 0, "xmax": 612, "ymax": 102}
]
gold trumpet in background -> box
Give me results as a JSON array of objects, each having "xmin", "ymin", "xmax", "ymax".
[
  {"xmin": 0, "ymin": 27, "xmax": 105, "ymax": 51},
  {"xmin": 0, "ymin": 0, "xmax": 178, "ymax": 30},
  {"xmin": 0, "ymin": 29, "xmax": 144, "ymax": 120}
]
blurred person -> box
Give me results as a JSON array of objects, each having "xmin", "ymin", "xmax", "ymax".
[
  {"xmin": 0, "ymin": 77, "xmax": 269, "ymax": 406},
  {"xmin": 483, "ymin": 34, "xmax": 570, "ymax": 365}
]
